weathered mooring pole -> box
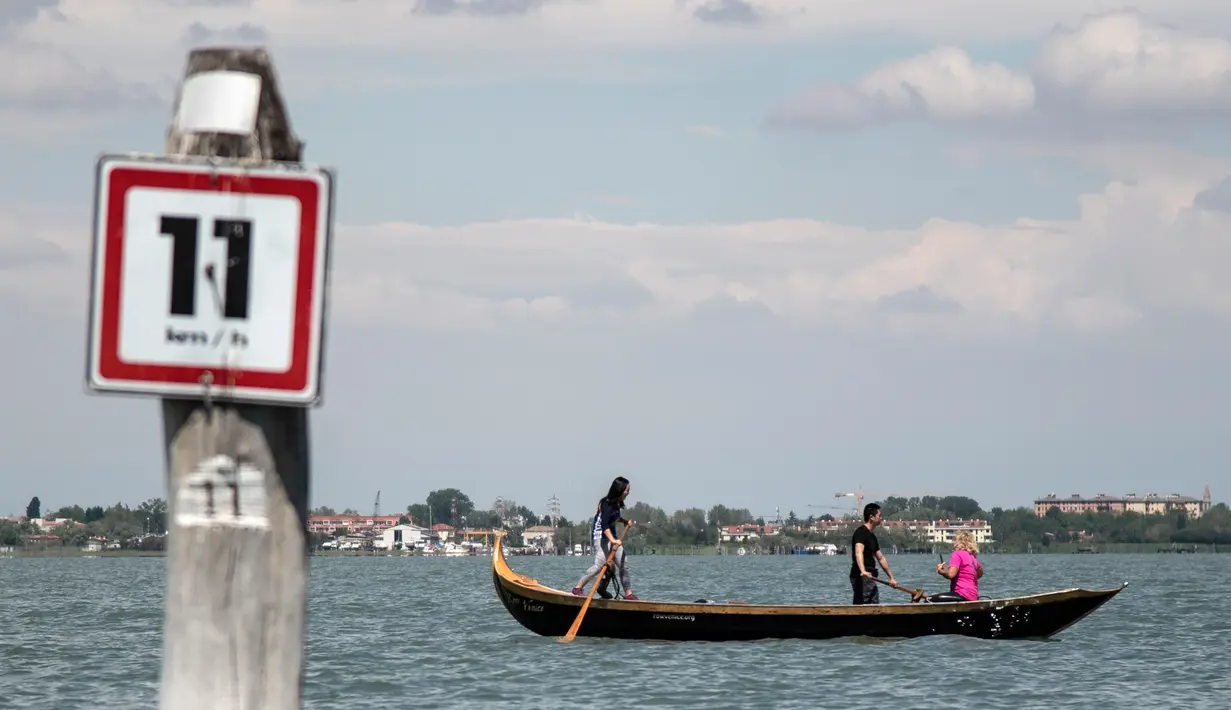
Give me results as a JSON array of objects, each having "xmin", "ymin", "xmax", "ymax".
[
  {"xmin": 86, "ymin": 46, "xmax": 335, "ymax": 710},
  {"xmin": 158, "ymin": 48, "xmax": 316, "ymax": 710}
]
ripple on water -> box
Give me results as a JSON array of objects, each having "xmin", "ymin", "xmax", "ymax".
[{"xmin": 0, "ymin": 553, "xmax": 1227, "ymax": 708}]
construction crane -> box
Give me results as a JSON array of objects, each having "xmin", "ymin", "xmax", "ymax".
[
  {"xmin": 373, "ymin": 490, "xmax": 380, "ymax": 518},
  {"xmin": 806, "ymin": 503, "xmax": 855, "ymax": 518},
  {"xmin": 832, "ymin": 486, "xmax": 950, "ymax": 516}
]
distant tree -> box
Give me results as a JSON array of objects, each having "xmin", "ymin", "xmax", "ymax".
[
  {"xmin": 515, "ymin": 505, "xmax": 538, "ymax": 527},
  {"xmin": 52, "ymin": 523, "xmax": 88, "ymax": 547},
  {"xmin": 137, "ymin": 498, "xmax": 167, "ymax": 535},
  {"xmin": 937, "ymin": 496, "xmax": 983, "ymax": 519},
  {"xmin": 0, "ymin": 520, "xmax": 20, "ymax": 546},
  {"xmin": 88, "ymin": 503, "xmax": 142, "ymax": 546},
  {"xmin": 626, "ymin": 502, "xmax": 668, "ymax": 527},
  {"xmin": 26, "ymin": 496, "xmax": 40, "ymax": 520},
  {"xmin": 397, "ymin": 515, "xmax": 411, "ymax": 525},
  {"xmin": 426, "ymin": 489, "xmax": 474, "ymax": 526},
  {"xmin": 467, "ymin": 509, "xmax": 503, "ymax": 528},
  {"xmin": 311, "ymin": 506, "xmax": 337, "ymax": 516},
  {"xmin": 406, "ymin": 503, "xmax": 430, "ymax": 526},
  {"xmin": 707, "ymin": 505, "xmax": 753, "ymax": 527},
  {"xmin": 341, "ymin": 508, "xmax": 359, "ymax": 515},
  {"xmin": 50, "ymin": 505, "xmax": 87, "ymax": 523},
  {"xmin": 85, "ymin": 506, "xmax": 105, "ymax": 523}
]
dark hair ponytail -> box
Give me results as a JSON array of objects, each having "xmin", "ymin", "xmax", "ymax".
[{"xmin": 600, "ymin": 476, "xmax": 630, "ymax": 510}]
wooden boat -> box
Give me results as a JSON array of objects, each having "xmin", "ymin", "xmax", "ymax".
[{"xmin": 491, "ymin": 535, "xmax": 1126, "ymax": 641}]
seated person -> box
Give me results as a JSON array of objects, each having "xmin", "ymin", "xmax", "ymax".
[{"xmin": 932, "ymin": 531, "xmax": 983, "ymax": 602}]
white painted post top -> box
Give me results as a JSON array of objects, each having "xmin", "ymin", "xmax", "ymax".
[{"xmin": 174, "ymin": 70, "xmax": 262, "ymax": 135}]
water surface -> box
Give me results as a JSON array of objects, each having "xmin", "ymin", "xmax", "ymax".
[{"xmin": 1, "ymin": 553, "xmax": 1226, "ymax": 708}]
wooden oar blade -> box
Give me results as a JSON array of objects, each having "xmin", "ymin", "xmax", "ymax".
[{"xmin": 559, "ymin": 562, "xmax": 611, "ymax": 643}]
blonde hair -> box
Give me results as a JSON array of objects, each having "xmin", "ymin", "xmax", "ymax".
[{"xmin": 953, "ymin": 531, "xmax": 979, "ymax": 555}]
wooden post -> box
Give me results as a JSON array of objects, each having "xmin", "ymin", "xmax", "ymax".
[{"xmin": 159, "ymin": 48, "xmax": 310, "ymax": 710}]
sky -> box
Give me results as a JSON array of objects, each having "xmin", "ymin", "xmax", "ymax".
[{"xmin": 2, "ymin": 0, "xmax": 1230, "ymax": 522}]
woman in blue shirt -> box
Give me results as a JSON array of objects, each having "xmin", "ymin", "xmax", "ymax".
[{"xmin": 571, "ymin": 476, "xmax": 638, "ymax": 601}]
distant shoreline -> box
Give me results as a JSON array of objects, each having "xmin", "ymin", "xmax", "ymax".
[{"xmin": 2, "ymin": 546, "xmax": 1223, "ymax": 559}]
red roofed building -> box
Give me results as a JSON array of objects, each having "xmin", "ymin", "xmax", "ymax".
[
  {"xmin": 308, "ymin": 514, "xmax": 405, "ymax": 535},
  {"xmin": 719, "ymin": 523, "xmax": 781, "ymax": 542}
]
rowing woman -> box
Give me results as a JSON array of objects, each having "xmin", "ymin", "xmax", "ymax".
[{"xmin": 571, "ymin": 476, "xmax": 639, "ymax": 601}]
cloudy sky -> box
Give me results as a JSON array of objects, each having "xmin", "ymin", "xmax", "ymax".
[{"xmin": 2, "ymin": 0, "xmax": 1229, "ymax": 522}]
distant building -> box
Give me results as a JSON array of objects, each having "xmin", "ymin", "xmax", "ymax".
[
  {"xmin": 719, "ymin": 524, "xmax": 781, "ymax": 542},
  {"xmin": 375, "ymin": 524, "xmax": 426, "ymax": 550},
  {"xmin": 522, "ymin": 525, "xmax": 555, "ymax": 548},
  {"xmin": 0, "ymin": 516, "xmax": 86, "ymax": 531},
  {"xmin": 308, "ymin": 514, "xmax": 404, "ymax": 535},
  {"xmin": 1033, "ymin": 486, "xmax": 1212, "ymax": 519},
  {"xmin": 925, "ymin": 519, "xmax": 995, "ymax": 545}
]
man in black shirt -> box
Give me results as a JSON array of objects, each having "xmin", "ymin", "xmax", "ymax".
[{"xmin": 849, "ymin": 502, "xmax": 898, "ymax": 604}]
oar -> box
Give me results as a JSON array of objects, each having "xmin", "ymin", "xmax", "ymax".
[
  {"xmin": 869, "ymin": 575, "xmax": 928, "ymax": 602},
  {"xmin": 559, "ymin": 521, "xmax": 631, "ymax": 643}
]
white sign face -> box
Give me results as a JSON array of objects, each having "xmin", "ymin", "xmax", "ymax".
[
  {"xmin": 174, "ymin": 455, "xmax": 270, "ymax": 530},
  {"xmin": 86, "ymin": 154, "xmax": 335, "ymax": 406},
  {"xmin": 119, "ymin": 188, "xmax": 299, "ymax": 371}
]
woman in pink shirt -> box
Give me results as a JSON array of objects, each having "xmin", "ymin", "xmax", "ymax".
[{"xmin": 936, "ymin": 531, "xmax": 983, "ymax": 601}]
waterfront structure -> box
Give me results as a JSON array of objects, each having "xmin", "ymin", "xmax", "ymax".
[
  {"xmin": 522, "ymin": 525, "xmax": 556, "ymax": 549},
  {"xmin": 1033, "ymin": 486, "xmax": 1212, "ymax": 518},
  {"xmin": 0, "ymin": 516, "xmax": 86, "ymax": 531},
  {"xmin": 719, "ymin": 523, "xmax": 781, "ymax": 542},
  {"xmin": 924, "ymin": 519, "xmax": 994, "ymax": 545},
  {"xmin": 799, "ymin": 517, "xmax": 994, "ymax": 545},
  {"xmin": 307, "ymin": 514, "xmax": 404, "ymax": 535},
  {"xmin": 375, "ymin": 524, "xmax": 426, "ymax": 550}
]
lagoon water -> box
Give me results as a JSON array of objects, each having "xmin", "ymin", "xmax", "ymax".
[{"xmin": 1, "ymin": 552, "xmax": 1227, "ymax": 709}]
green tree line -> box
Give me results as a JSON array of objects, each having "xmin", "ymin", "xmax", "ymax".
[
  {"xmin": 1, "ymin": 496, "xmax": 168, "ymax": 549},
  {"xmin": 989, "ymin": 503, "xmax": 1231, "ymax": 549},
  {"xmin": 307, "ymin": 488, "xmax": 1230, "ymax": 551},
  {"xmin": 14, "ymin": 488, "xmax": 1226, "ymax": 553}
]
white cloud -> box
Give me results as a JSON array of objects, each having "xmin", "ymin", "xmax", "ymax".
[
  {"xmin": 0, "ymin": 39, "xmax": 163, "ymax": 109},
  {"xmin": 10, "ymin": 3, "xmax": 1231, "ymax": 82},
  {"xmin": 768, "ymin": 9, "xmax": 1231, "ymax": 131},
  {"xmin": 4, "ymin": 4, "xmax": 1231, "ymax": 134},
  {"xmin": 1032, "ymin": 10, "xmax": 1231, "ymax": 114},
  {"xmin": 10, "ymin": 172, "xmax": 1231, "ymax": 336},
  {"xmin": 767, "ymin": 47, "xmax": 1033, "ymax": 128}
]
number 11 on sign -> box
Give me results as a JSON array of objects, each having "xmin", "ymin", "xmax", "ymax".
[
  {"xmin": 162, "ymin": 215, "xmax": 252, "ymax": 320},
  {"xmin": 87, "ymin": 154, "xmax": 335, "ymax": 406}
]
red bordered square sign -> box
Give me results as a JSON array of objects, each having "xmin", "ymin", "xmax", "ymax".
[{"xmin": 86, "ymin": 154, "xmax": 335, "ymax": 406}]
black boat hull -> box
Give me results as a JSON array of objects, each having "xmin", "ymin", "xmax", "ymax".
[{"xmin": 491, "ymin": 536, "xmax": 1126, "ymax": 641}]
